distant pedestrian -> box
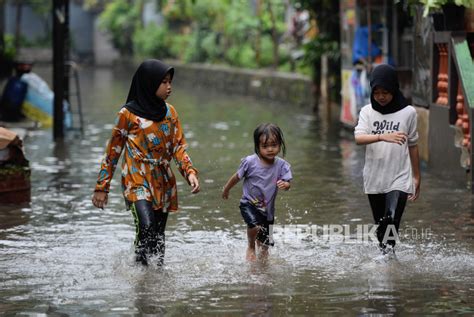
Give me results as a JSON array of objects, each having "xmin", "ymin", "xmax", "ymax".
[
  {"xmin": 92, "ymin": 59, "xmax": 200, "ymax": 266},
  {"xmin": 222, "ymin": 123, "xmax": 292, "ymax": 261},
  {"xmin": 354, "ymin": 64, "xmax": 420, "ymax": 254}
]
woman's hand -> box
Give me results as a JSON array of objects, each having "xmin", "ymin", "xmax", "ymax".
[
  {"xmin": 380, "ymin": 132, "xmax": 408, "ymax": 145},
  {"xmin": 408, "ymin": 176, "xmax": 420, "ymax": 201},
  {"xmin": 277, "ymin": 180, "xmax": 291, "ymax": 191},
  {"xmin": 92, "ymin": 191, "xmax": 108, "ymax": 209},
  {"xmin": 188, "ymin": 173, "xmax": 200, "ymax": 194}
]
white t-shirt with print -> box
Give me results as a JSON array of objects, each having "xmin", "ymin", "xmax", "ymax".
[{"xmin": 354, "ymin": 104, "xmax": 418, "ymax": 194}]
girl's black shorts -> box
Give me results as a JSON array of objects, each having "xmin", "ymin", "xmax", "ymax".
[{"xmin": 239, "ymin": 202, "xmax": 274, "ymax": 246}]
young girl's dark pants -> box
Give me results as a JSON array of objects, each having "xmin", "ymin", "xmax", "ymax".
[
  {"xmin": 129, "ymin": 200, "xmax": 168, "ymax": 266},
  {"xmin": 239, "ymin": 202, "xmax": 274, "ymax": 246},
  {"xmin": 368, "ymin": 190, "xmax": 408, "ymax": 248}
]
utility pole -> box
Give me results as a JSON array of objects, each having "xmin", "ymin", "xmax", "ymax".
[
  {"xmin": 0, "ymin": 2, "xmax": 4, "ymax": 54},
  {"xmin": 52, "ymin": 0, "xmax": 69, "ymax": 139}
]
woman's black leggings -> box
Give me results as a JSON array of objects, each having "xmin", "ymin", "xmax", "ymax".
[
  {"xmin": 368, "ymin": 190, "xmax": 408, "ymax": 247},
  {"xmin": 130, "ymin": 200, "xmax": 168, "ymax": 266}
]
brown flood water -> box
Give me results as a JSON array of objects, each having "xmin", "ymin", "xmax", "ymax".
[{"xmin": 0, "ymin": 65, "xmax": 473, "ymax": 315}]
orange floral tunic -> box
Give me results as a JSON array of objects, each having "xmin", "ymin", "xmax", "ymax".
[{"xmin": 95, "ymin": 104, "xmax": 197, "ymax": 212}]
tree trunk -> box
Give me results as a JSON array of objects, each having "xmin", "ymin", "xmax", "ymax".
[
  {"xmin": 15, "ymin": 0, "xmax": 23, "ymax": 54},
  {"xmin": 310, "ymin": 0, "xmax": 341, "ymax": 107},
  {"xmin": 0, "ymin": 1, "xmax": 5, "ymax": 53},
  {"xmin": 312, "ymin": 57, "xmax": 321, "ymax": 110},
  {"xmin": 267, "ymin": 1, "xmax": 279, "ymax": 69},
  {"xmin": 255, "ymin": 0, "xmax": 261, "ymax": 66},
  {"xmin": 138, "ymin": 0, "xmax": 145, "ymax": 28}
]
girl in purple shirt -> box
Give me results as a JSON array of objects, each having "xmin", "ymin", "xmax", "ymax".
[{"xmin": 222, "ymin": 123, "xmax": 292, "ymax": 261}]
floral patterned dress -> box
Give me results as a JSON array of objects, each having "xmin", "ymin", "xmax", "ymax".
[{"xmin": 95, "ymin": 104, "xmax": 197, "ymax": 212}]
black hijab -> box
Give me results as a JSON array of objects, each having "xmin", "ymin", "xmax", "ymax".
[
  {"xmin": 124, "ymin": 59, "xmax": 174, "ymax": 122},
  {"xmin": 369, "ymin": 64, "xmax": 408, "ymax": 114}
]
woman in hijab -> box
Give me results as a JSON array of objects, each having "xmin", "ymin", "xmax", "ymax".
[
  {"xmin": 354, "ymin": 64, "xmax": 421, "ymax": 255},
  {"xmin": 92, "ymin": 60, "xmax": 200, "ymax": 266}
]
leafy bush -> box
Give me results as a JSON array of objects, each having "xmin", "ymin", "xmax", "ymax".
[
  {"xmin": 181, "ymin": 29, "xmax": 204, "ymax": 62},
  {"xmin": 169, "ymin": 33, "xmax": 193, "ymax": 60},
  {"xmin": 201, "ymin": 32, "xmax": 222, "ymax": 62},
  {"xmin": 223, "ymin": 1, "xmax": 258, "ymax": 45},
  {"xmin": 225, "ymin": 43, "xmax": 257, "ymax": 68},
  {"xmin": 260, "ymin": 35, "xmax": 282, "ymax": 67},
  {"xmin": 99, "ymin": 0, "xmax": 308, "ymax": 75},
  {"xmin": 133, "ymin": 23, "xmax": 172, "ymax": 58},
  {"xmin": 303, "ymin": 34, "xmax": 340, "ymax": 66},
  {"xmin": 99, "ymin": 0, "xmax": 138, "ymax": 55},
  {"xmin": 2, "ymin": 34, "xmax": 16, "ymax": 60}
]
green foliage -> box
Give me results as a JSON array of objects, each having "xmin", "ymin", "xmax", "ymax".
[
  {"xmin": 223, "ymin": 1, "xmax": 258, "ymax": 44},
  {"xmin": 169, "ymin": 33, "xmax": 192, "ymax": 60},
  {"xmin": 99, "ymin": 0, "xmax": 139, "ymax": 55},
  {"xmin": 83, "ymin": 0, "xmax": 107, "ymax": 10},
  {"xmin": 302, "ymin": 34, "xmax": 340, "ymax": 66},
  {"xmin": 98, "ymin": 0, "xmax": 309, "ymax": 75},
  {"xmin": 399, "ymin": 0, "xmax": 474, "ymax": 16},
  {"xmin": 163, "ymin": 0, "xmax": 228, "ymax": 28},
  {"xmin": 133, "ymin": 23, "xmax": 172, "ymax": 58},
  {"xmin": 260, "ymin": 35, "xmax": 276, "ymax": 66},
  {"xmin": 222, "ymin": 1, "xmax": 259, "ymax": 67},
  {"xmin": 291, "ymin": 0, "xmax": 340, "ymax": 93},
  {"xmin": 2, "ymin": 34, "xmax": 16, "ymax": 60},
  {"xmin": 162, "ymin": 0, "xmax": 193, "ymax": 23},
  {"xmin": 182, "ymin": 29, "xmax": 209, "ymax": 62},
  {"xmin": 225, "ymin": 43, "xmax": 257, "ymax": 68},
  {"xmin": 187, "ymin": 0, "xmax": 228, "ymax": 29},
  {"xmin": 18, "ymin": 33, "xmax": 51, "ymax": 48},
  {"xmin": 29, "ymin": 1, "xmax": 51, "ymax": 16},
  {"xmin": 201, "ymin": 32, "xmax": 222, "ymax": 62},
  {"xmin": 259, "ymin": 0, "xmax": 287, "ymax": 37},
  {"xmin": 419, "ymin": 0, "xmax": 474, "ymax": 8}
]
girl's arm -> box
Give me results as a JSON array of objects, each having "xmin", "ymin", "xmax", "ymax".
[
  {"xmin": 95, "ymin": 110, "xmax": 129, "ymax": 192},
  {"xmin": 354, "ymin": 107, "xmax": 407, "ymax": 145},
  {"xmin": 277, "ymin": 180, "xmax": 291, "ymax": 190},
  {"xmin": 277, "ymin": 161, "xmax": 292, "ymax": 191},
  {"xmin": 355, "ymin": 132, "xmax": 408, "ymax": 145},
  {"xmin": 92, "ymin": 109, "xmax": 129, "ymax": 209},
  {"xmin": 222, "ymin": 173, "xmax": 240, "ymax": 199},
  {"xmin": 408, "ymin": 145, "xmax": 421, "ymax": 201},
  {"xmin": 171, "ymin": 112, "xmax": 199, "ymax": 193}
]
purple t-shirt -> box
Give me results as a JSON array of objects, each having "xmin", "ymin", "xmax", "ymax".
[{"xmin": 237, "ymin": 154, "xmax": 292, "ymax": 221}]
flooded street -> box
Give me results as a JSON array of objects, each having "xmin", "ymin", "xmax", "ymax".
[{"xmin": 1, "ymin": 65, "xmax": 473, "ymax": 315}]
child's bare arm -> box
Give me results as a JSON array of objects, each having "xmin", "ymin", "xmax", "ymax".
[
  {"xmin": 222, "ymin": 173, "xmax": 240, "ymax": 199},
  {"xmin": 277, "ymin": 180, "xmax": 291, "ymax": 190},
  {"xmin": 408, "ymin": 145, "xmax": 421, "ymax": 201},
  {"xmin": 355, "ymin": 132, "xmax": 408, "ymax": 145}
]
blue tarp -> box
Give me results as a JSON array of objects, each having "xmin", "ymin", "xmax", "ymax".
[{"xmin": 352, "ymin": 24, "xmax": 383, "ymax": 65}]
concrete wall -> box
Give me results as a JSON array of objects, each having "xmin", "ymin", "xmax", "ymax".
[
  {"xmin": 428, "ymin": 104, "xmax": 468, "ymax": 183},
  {"xmin": 69, "ymin": 2, "xmax": 94, "ymax": 60},
  {"xmin": 5, "ymin": 4, "xmax": 45, "ymax": 41},
  {"xmin": 172, "ymin": 62, "xmax": 315, "ymax": 108},
  {"xmin": 416, "ymin": 106, "xmax": 429, "ymax": 163},
  {"xmin": 5, "ymin": 3, "xmax": 94, "ymax": 61},
  {"xmin": 93, "ymin": 17, "xmax": 120, "ymax": 66}
]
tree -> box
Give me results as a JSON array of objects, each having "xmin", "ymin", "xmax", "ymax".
[
  {"xmin": 99, "ymin": 0, "xmax": 139, "ymax": 56},
  {"xmin": 297, "ymin": 0, "xmax": 341, "ymax": 106},
  {"xmin": 14, "ymin": 0, "xmax": 23, "ymax": 53}
]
